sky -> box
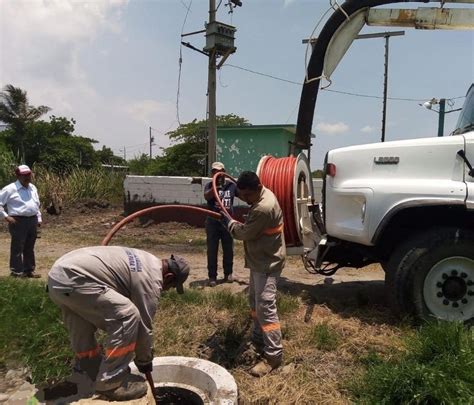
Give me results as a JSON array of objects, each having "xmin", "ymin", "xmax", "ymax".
[{"xmin": 0, "ymin": 0, "xmax": 473, "ymax": 170}]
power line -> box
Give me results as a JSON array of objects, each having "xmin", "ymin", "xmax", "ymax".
[
  {"xmin": 176, "ymin": 0, "xmax": 192, "ymax": 126},
  {"xmin": 223, "ymin": 63, "xmax": 465, "ymax": 103}
]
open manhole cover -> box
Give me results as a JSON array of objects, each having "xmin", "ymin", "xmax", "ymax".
[{"xmin": 155, "ymin": 386, "xmax": 204, "ymax": 405}]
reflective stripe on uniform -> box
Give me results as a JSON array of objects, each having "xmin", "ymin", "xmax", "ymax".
[
  {"xmin": 262, "ymin": 224, "xmax": 283, "ymax": 236},
  {"xmin": 261, "ymin": 322, "xmax": 281, "ymax": 333},
  {"xmin": 105, "ymin": 342, "xmax": 136, "ymax": 359},
  {"xmin": 76, "ymin": 345, "xmax": 101, "ymax": 359}
]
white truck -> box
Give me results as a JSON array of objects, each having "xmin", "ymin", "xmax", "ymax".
[
  {"xmin": 292, "ymin": 0, "xmax": 474, "ymax": 323},
  {"xmin": 307, "ymin": 85, "xmax": 473, "ymax": 323}
]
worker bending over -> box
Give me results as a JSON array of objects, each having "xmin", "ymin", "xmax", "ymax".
[
  {"xmin": 221, "ymin": 171, "xmax": 286, "ymax": 377},
  {"xmin": 47, "ymin": 246, "xmax": 190, "ymax": 401}
]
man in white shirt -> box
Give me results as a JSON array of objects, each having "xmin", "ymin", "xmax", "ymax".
[{"xmin": 0, "ymin": 165, "xmax": 42, "ymax": 277}]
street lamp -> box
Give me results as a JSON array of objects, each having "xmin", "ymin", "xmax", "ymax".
[{"xmin": 420, "ymin": 98, "xmax": 462, "ymax": 137}]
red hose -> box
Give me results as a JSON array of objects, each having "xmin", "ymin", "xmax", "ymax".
[
  {"xmin": 102, "ymin": 164, "xmax": 300, "ymax": 247},
  {"xmin": 259, "ymin": 156, "xmax": 300, "ymax": 246},
  {"xmin": 101, "ymin": 205, "xmax": 220, "ymax": 246}
]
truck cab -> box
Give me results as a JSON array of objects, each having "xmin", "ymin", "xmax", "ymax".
[{"xmin": 317, "ymin": 84, "xmax": 474, "ymax": 323}]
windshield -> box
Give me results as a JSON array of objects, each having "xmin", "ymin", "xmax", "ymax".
[{"xmin": 452, "ymin": 84, "xmax": 474, "ymax": 135}]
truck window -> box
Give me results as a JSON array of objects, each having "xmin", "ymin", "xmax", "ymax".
[{"xmin": 452, "ymin": 84, "xmax": 474, "ymax": 135}]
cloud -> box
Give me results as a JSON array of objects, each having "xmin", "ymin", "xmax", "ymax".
[
  {"xmin": 284, "ymin": 0, "xmax": 297, "ymax": 6},
  {"xmin": 125, "ymin": 100, "xmax": 175, "ymax": 126},
  {"xmin": 0, "ymin": 0, "xmax": 128, "ymax": 86},
  {"xmin": 360, "ymin": 125, "xmax": 376, "ymax": 133},
  {"xmin": 315, "ymin": 121, "xmax": 349, "ymax": 134}
]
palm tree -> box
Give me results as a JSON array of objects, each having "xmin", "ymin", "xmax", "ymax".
[{"xmin": 0, "ymin": 84, "xmax": 51, "ymax": 162}]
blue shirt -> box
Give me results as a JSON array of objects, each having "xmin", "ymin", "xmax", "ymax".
[
  {"xmin": 204, "ymin": 181, "xmax": 236, "ymax": 215},
  {"xmin": 0, "ymin": 180, "xmax": 42, "ymax": 222}
]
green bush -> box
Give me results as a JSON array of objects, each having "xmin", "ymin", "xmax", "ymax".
[
  {"xmin": 352, "ymin": 321, "xmax": 474, "ymax": 404},
  {"xmin": 0, "ymin": 278, "xmax": 71, "ymax": 383}
]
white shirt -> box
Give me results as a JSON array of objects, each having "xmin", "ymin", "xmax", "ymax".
[{"xmin": 0, "ymin": 180, "xmax": 42, "ymax": 222}]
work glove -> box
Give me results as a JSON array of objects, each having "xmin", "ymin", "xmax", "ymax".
[
  {"xmin": 219, "ymin": 209, "xmax": 232, "ymax": 227},
  {"xmin": 135, "ymin": 361, "xmax": 153, "ymax": 374}
]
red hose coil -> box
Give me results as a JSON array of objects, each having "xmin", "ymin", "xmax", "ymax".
[{"xmin": 259, "ymin": 156, "xmax": 300, "ymax": 247}]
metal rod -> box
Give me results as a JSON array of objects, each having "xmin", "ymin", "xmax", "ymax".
[
  {"xmin": 381, "ymin": 35, "xmax": 389, "ymax": 142},
  {"xmin": 181, "ymin": 29, "xmax": 207, "ymax": 37},
  {"xmin": 145, "ymin": 371, "xmax": 158, "ymax": 404}
]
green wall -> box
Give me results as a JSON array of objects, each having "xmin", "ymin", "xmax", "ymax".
[{"xmin": 216, "ymin": 125, "xmax": 299, "ymax": 177}]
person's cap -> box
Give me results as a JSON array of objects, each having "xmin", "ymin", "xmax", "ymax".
[
  {"xmin": 211, "ymin": 162, "xmax": 225, "ymax": 171},
  {"xmin": 15, "ymin": 165, "xmax": 32, "ymax": 175},
  {"xmin": 167, "ymin": 255, "xmax": 190, "ymax": 294}
]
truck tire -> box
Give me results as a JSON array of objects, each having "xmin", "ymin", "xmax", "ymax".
[{"xmin": 386, "ymin": 227, "xmax": 474, "ymax": 323}]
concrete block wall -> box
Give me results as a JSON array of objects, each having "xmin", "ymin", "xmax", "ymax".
[{"xmin": 124, "ymin": 176, "xmax": 323, "ymax": 207}]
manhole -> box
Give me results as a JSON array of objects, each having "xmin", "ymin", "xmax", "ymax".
[
  {"xmin": 43, "ymin": 381, "xmax": 78, "ymax": 400},
  {"xmin": 130, "ymin": 356, "xmax": 238, "ymax": 404},
  {"xmin": 155, "ymin": 386, "xmax": 204, "ymax": 405}
]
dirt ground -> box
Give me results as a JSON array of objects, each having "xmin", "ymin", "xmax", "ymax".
[
  {"xmin": 0, "ymin": 203, "xmax": 385, "ymax": 298},
  {"xmin": 0, "ymin": 203, "xmax": 391, "ymax": 404}
]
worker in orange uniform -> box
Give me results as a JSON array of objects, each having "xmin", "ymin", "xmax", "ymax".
[
  {"xmin": 221, "ymin": 171, "xmax": 286, "ymax": 377},
  {"xmin": 47, "ymin": 246, "xmax": 190, "ymax": 401}
]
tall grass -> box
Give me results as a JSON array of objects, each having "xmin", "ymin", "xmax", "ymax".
[
  {"xmin": 0, "ymin": 150, "xmax": 16, "ymax": 187},
  {"xmin": 34, "ymin": 166, "xmax": 125, "ymax": 208},
  {"xmin": 0, "ymin": 278, "xmax": 71, "ymax": 383},
  {"xmin": 351, "ymin": 321, "xmax": 474, "ymax": 404}
]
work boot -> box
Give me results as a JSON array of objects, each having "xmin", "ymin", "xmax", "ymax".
[
  {"xmin": 249, "ymin": 354, "xmax": 282, "ymax": 377},
  {"xmin": 208, "ymin": 278, "xmax": 217, "ymax": 287},
  {"xmin": 224, "ymin": 274, "xmax": 233, "ymax": 283},
  {"xmin": 96, "ymin": 373, "xmax": 147, "ymax": 401}
]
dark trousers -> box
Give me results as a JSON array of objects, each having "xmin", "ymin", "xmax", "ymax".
[
  {"xmin": 9, "ymin": 216, "xmax": 38, "ymax": 274},
  {"xmin": 205, "ymin": 217, "xmax": 233, "ymax": 279}
]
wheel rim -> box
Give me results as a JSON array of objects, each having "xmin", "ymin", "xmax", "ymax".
[{"xmin": 423, "ymin": 256, "xmax": 474, "ymax": 321}]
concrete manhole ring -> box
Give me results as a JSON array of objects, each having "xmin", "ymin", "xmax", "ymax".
[{"xmin": 129, "ymin": 356, "xmax": 238, "ymax": 404}]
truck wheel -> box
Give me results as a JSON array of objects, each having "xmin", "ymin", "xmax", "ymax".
[{"xmin": 386, "ymin": 227, "xmax": 474, "ymax": 323}]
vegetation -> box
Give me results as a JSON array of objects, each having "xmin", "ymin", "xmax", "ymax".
[
  {"xmin": 352, "ymin": 321, "xmax": 474, "ymax": 404},
  {"xmin": 128, "ymin": 114, "xmax": 250, "ymax": 176},
  {"xmin": 0, "ymin": 278, "xmax": 71, "ymax": 383},
  {"xmin": 34, "ymin": 166, "xmax": 125, "ymax": 209},
  {"xmin": 0, "ymin": 84, "xmax": 51, "ymax": 162},
  {"xmin": 0, "ymin": 84, "xmax": 125, "ymax": 174}
]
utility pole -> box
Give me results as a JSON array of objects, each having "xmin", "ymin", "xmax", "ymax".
[
  {"xmin": 207, "ymin": 0, "xmax": 217, "ymax": 174},
  {"xmin": 181, "ymin": 1, "xmax": 238, "ymax": 175},
  {"xmin": 149, "ymin": 126, "xmax": 154, "ymax": 159},
  {"xmin": 438, "ymin": 98, "xmax": 446, "ymax": 137},
  {"xmin": 121, "ymin": 146, "xmax": 126, "ymax": 161},
  {"xmin": 381, "ymin": 35, "xmax": 389, "ymax": 142},
  {"xmin": 421, "ymin": 97, "xmax": 461, "ymax": 137}
]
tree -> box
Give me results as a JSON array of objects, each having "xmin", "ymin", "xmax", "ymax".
[
  {"xmin": 95, "ymin": 146, "xmax": 126, "ymax": 166},
  {"xmin": 0, "ymin": 85, "xmax": 50, "ymax": 162},
  {"xmin": 157, "ymin": 114, "xmax": 250, "ymax": 176},
  {"xmin": 312, "ymin": 169, "xmax": 324, "ymax": 178}
]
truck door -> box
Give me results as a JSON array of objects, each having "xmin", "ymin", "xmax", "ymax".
[{"xmin": 465, "ymin": 134, "xmax": 474, "ymax": 209}]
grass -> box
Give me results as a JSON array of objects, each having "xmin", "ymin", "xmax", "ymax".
[
  {"xmin": 351, "ymin": 321, "xmax": 474, "ymax": 404},
  {"xmin": 309, "ymin": 321, "xmax": 340, "ymax": 351},
  {"xmin": 1, "ymin": 211, "xmax": 471, "ymax": 403},
  {"xmin": 0, "ymin": 277, "xmax": 71, "ymax": 383},
  {"xmin": 1, "ymin": 274, "xmax": 471, "ymax": 404}
]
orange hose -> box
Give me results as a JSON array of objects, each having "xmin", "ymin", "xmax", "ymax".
[
  {"xmin": 259, "ymin": 156, "xmax": 300, "ymax": 246},
  {"xmin": 101, "ymin": 205, "xmax": 220, "ymax": 246}
]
